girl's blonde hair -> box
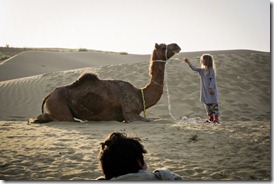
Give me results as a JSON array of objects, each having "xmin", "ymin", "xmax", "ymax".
[{"xmin": 200, "ymin": 54, "xmax": 217, "ymax": 75}]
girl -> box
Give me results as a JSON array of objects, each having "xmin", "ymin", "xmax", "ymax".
[{"xmin": 184, "ymin": 54, "xmax": 220, "ymax": 124}]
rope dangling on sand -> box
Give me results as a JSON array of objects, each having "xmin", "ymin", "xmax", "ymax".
[
  {"xmin": 153, "ymin": 60, "xmax": 177, "ymax": 121},
  {"xmin": 164, "ymin": 62, "xmax": 177, "ymax": 122}
]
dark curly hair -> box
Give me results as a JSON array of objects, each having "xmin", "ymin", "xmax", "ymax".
[{"xmin": 98, "ymin": 132, "xmax": 147, "ymax": 180}]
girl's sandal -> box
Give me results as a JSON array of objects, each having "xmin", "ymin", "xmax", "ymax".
[{"xmin": 205, "ymin": 119, "xmax": 211, "ymax": 123}]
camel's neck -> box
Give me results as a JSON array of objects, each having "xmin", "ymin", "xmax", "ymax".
[{"xmin": 142, "ymin": 60, "xmax": 166, "ymax": 109}]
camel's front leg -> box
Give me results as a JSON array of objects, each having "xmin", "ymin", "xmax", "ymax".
[
  {"xmin": 123, "ymin": 112, "xmax": 150, "ymax": 123},
  {"xmin": 120, "ymin": 88, "xmax": 150, "ymax": 122}
]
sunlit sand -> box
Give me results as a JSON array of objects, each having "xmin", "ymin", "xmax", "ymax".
[{"xmin": 0, "ymin": 49, "xmax": 270, "ymax": 180}]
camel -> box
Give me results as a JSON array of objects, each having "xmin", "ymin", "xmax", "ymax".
[{"xmin": 33, "ymin": 43, "xmax": 181, "ymax": 123}]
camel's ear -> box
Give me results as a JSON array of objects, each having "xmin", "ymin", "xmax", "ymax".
[{"xmin": 155, "ymin": 43, "xmax": 159, "ymax": 49}]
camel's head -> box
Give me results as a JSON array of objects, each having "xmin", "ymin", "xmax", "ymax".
[{"xmin": 152, "ymin": 43, "xmax": 181, "ymax": 61}]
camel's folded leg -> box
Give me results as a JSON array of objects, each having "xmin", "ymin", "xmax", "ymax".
[
  {"xmin": 123, "ymin": 113, "xmax": 150, "ymax": 123},
  {"xmin": 45, "ymin": 98, "xmax": 76, "ymax": 122},
  {"xmin": 37, "ymin": 113, "xmax": 53, "ymax": 122},
  {"xmin": 29, "ymin": 112, "xmax": 78, "ymax": 124},
  {"xmin": 28, "ymin": 113, "xmax": 53, "ymax": 124}
]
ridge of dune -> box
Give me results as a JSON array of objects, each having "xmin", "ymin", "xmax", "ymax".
[{"xmin": 0, "ymin": 50, "xmax": 150, "ymax": 81}]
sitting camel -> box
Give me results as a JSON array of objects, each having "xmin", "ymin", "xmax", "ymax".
[{"xmin": 34, "ymin": 43, "xmax": 181, "ymax": 123}]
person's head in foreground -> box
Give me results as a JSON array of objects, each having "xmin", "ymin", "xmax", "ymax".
[{"xmin": 97, "ymin": 132, "xmax": 182, "ymax": 180}]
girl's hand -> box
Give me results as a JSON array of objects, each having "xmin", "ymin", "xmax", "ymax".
[
  {"xmin": 184, "ymin": 58, "xmax": 190, "ymax": 64},
  {"xmin": 209, "ymin": 88, "xmax": 214, "ymax": 95}
]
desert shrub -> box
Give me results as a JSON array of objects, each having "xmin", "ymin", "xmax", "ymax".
[
  {"xmin": 78, "ymin": 48, "xmax": 88, "ymax": 52},
  {"xmin": 0, "ymin": 52, "xmax": 10, "ymax": 61},
  {"xmin": 118, "ymin": 52, "xmax": 128, "ymax": 55}
]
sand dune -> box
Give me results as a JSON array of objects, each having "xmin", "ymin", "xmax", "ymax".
[
  {"xmin": 0, "ymin": 50, "xmax": 270, "ymax": 122},
  {"xmin": 0, "ymin": 50, "xmax": 149, "ymax": 81},
  {"xmin": 0, "ymin": 49, "xmax": 271, "ymax": 180}
]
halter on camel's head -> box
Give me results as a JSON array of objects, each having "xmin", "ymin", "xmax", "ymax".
[
  {"xmin": 149, "ymin": 43, "xmax": 181, "ymax": 77},
  {"xmin": 152, "ymin": 43, "xmax": 181, "ymax": 62}
]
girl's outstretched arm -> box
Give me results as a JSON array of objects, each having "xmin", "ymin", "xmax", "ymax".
[
  {"xmin": 184, "ymin": 58, "xmax": 191, "ymax": 65},
  {"xmin": 184, "ymin": 58, "xmax": 201, "ymax": 72}
]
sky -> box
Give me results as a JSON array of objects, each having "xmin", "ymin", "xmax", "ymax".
[{"xmin": 0, "ymin": 0, "xmax": 271, "ymax": 54}]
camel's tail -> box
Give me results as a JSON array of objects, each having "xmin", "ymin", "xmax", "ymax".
[{"xmin": 41, "ymin": 94, "xmax": 50, "ymax": 113}]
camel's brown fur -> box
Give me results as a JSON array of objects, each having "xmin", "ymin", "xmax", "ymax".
[{"xmin": 34, "ymin": 43, "xmax": 181, "ymax": 123}]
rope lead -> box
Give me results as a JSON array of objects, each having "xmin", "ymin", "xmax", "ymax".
[{"xmin": 141, "ymin": 88, "xmax": 147, "ymax": 118}]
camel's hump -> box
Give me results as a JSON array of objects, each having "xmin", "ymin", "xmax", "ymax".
[
  {"xmin": 78, "ymin": 73, "xmax": 99, "ymax": 81},
  {"xmin": 70, "ymin": 73, "xmax": 99, "ymax": 88}
]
